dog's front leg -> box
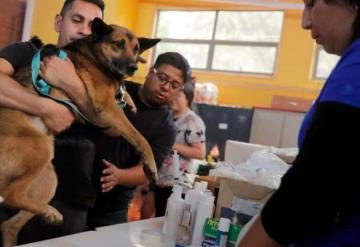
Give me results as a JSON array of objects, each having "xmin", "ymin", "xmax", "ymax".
[{"xmin": 99, "ymin": 102, "xmax": 158, "ymax": 183}]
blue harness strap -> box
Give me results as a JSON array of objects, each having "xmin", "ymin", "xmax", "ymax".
[
  {"xmin": 31, "ymin": 49, "xmax": 92, "ymax": 124},
  {"xmin": 31, "ymin": 48, "xmax": 125, "ymax": 129}
]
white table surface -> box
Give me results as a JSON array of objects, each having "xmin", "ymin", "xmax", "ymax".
[{"xmin": 17, "ymin": 217, "xmax": 173, "ymax": 247}]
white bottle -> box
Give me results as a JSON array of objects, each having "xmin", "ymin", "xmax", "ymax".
[
  {"xmin": 191, "ymin": 191, "xmax": 215, "ymax": 246},
  {"xmin": 162, "ymin": 184, "xmax": 185, "ymax": 240},
  {"xmin": 183, "ymin": 182, "xmax": 203, "ymax": 244},
  {"xmin": 172, "ymin": 150, "xmax": 181, "ymax": 185},
  {"xmin": 200, "ymin": 181, "xmax": 208, "ymax": 192},
  {"xmin": 215, "ymin": 218, "xmax": 231, "ymax": 247}
]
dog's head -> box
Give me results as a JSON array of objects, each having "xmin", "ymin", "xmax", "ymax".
[{"xmin": 90, "ymin": 18, "xmax": 160, "ymax": 78}]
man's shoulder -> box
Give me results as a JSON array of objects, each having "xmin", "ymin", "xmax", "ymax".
[{"xmin": 0, "ymin": 40, "xmax": 37, "ymax": 71}]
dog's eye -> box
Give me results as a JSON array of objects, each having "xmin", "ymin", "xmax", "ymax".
[{"xmin": 113, "ymin": 40, "xmax": 125, "ymax": 48}]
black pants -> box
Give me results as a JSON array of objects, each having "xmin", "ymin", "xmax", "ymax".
[
  {"xmin": 154, "ymin": 186, "xmax": 172, "ymax": 217},
  {"xmin": 0, "ymin": 199, "xmax": 89, "ymax": 246},
  {"xmin": 18, "ymin": 199, "xmax": 89, "ymax": 244}
]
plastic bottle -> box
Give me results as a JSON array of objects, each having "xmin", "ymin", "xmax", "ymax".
[
  {"xmin": 173, "ymin": 150, "xmax": 181, "ymax": 185},
  {"xmin": 162, "ymin": 184, "xmax": 185, "ymax": 240},
  {"xmin": 200, "ymin": 181, "xmax": 208, "ymax": 192},
  {"xmin": 191, "ymin": 191, "xmax": 215, "ymax": 246},
  {"xmin": 175, "ymin": 203, "xmax": 192, "ymax": 246},
  {"xmin": 182, "ymin": 181, "xmax": 203, "ymax": 245},
  {"xmin": 215, "ymin": 218, "xmax": 231, "ymax": 247}
]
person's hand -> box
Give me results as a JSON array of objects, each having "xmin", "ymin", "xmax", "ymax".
[
  {"xmin": 101, "ymin": 159, "xmax": 122, "ymax": 192},
  {"xmin": 39, "ymin": 56, "xmax": 82, "ymax": 92},
  {"xmin": 40, "ymin": 98, "xmax": 75, "ymax": 134}
]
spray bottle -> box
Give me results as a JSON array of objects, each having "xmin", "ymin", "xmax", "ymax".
[
  {"xmin": 162, "ymin": 184, "xmax": 185, "ymax": 240},
  {"xmin": 191, "ymin": 191, "xmax": 215, "ymax": 246}
]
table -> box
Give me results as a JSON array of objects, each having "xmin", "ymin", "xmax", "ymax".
[{"xmin": 17, "ymin": 217, "xmax": 174, "ymax": 247}]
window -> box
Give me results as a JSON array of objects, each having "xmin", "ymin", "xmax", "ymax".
[
  {"xmin": 154, "ymin": 10, "xmax": 284, "ymax": 75},
  {"xmin": 313, "ymin": 47, "xmax": 340, "ymax": 80}
]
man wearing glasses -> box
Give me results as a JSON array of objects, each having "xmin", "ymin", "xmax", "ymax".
[{"xmin": 87, "ymin": 52, "xmax": 192, "ymax": 227}]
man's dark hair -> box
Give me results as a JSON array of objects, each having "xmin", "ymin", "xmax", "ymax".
[
  {"xmin": 154, "ymin": 52, "xmax": 192, "ymax": 84},
  {"xmin": 324, "ymin": 0, "xmax": 360, "ymax": 41},
  {"xmin": 60, "ymin": 0, "xmax": 105, "ymax": 16}
]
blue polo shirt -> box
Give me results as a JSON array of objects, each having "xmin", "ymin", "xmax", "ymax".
[{"xmin": 298, "ymin": 38, "xmax": 360, "ymax": 147}]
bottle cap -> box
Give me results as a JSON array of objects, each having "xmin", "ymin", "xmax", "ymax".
[{"xmin": 218, "ymin": 218, "xmax": 231, "ymax": 232}]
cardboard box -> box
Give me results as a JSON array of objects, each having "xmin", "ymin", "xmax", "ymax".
[{"xmin": 215, "ymin": 178, "xmax": 274, "ymax": 217}]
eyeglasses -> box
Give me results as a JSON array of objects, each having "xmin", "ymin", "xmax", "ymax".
[{"xmin": 152, "ymin": 68, "xmax": 184, "ymax": 91}]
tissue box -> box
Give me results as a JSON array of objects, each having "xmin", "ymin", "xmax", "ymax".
[{"xmin": 215, "ymin": 178, "xmax": 274, "ymax": 217}]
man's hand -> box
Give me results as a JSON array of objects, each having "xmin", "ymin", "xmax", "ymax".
[
  {"xmin": 39, "ymin": 98, "xmax": 75, "ymax": 134},
  {"xmin": 39, "ymin": 55, "xmax": 101, "ymax": 124},
  {"xmin": 39, "ymin": 56, "xmax": 82, "ymax": 92},
  {"xmin": 101, "ymin": 159, "xmax": 122, "ymax": 192}
]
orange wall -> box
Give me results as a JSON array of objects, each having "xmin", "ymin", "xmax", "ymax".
[
  {"xmin": 30, "ymin": 0, "xmax": 138, "ymax": 43},
  {"xmin": 30, "ymin": 0, "xmax": 323, "ymax": 108}
]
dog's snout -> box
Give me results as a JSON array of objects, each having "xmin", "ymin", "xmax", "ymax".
[{"xmin": 127, "ymin": 64, "xmax": 138, "ymax": 75}]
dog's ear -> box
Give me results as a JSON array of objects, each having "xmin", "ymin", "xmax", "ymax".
[
  {"xmin": 137, "ymin": 38, "xmax": 161, "ymax": 63},
  {"xmin": 91, "ymin": 17, "xmax": 114, "ymax": 42},
  {"xmin": 138, "ymin": 38, "xmax": 161, "ymax": 54}
]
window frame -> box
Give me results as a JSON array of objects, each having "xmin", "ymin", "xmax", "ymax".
[
  {"xmin": 312, "ymin": 45, "xmax": 340, "ymax": 80},
  {"xmin": 153, "ymin": 9, "xmax": 284, "ymax": 76}
]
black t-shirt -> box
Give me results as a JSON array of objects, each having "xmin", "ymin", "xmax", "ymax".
[
  {"xmin": 0, "ymin": 41, "xmax": 36, "ymax": 72},
  {"xmin": 0, "ymin": 41, "xmax": 97, "ymax": 207},
  {"xmin": 89, "ymin": 81, "xmax": 176, "ymax": 214}
]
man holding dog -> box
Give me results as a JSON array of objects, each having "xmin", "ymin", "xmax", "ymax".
[
  {"xmin": 0, "ymin": 0, "xmax": 187, "ymax": 244},
  {"xmin": 0, "ymin": 0, "xmax": 105, "ymax": 244}
]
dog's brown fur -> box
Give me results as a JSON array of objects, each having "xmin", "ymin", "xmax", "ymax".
[{"xmin": 0, "ymin": 18, "xmax": 160, "ymax": 246}]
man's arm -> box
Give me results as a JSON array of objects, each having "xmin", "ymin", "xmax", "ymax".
[
  {"xmin": 100, "ymin": 111, "xmax": 177, "ymax": 192},
  {"xmin": 238, "ymin": 217, "xmax": 281, "ymax": 247},
  {"xmin": 0, "ymin": 58, "xmax": 74, "ymax": 134}
]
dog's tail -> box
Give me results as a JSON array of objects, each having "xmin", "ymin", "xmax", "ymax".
[
  {"xmin": 0, "ymin": 196, "xmax": 4, "ymax": 204},
  {"xmin": 30, "ymin": 36, "xmax": 44, "ymax": 50}
]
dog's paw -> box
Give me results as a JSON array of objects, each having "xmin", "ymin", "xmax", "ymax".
[
  {"xmin": 42, "ymin": 205, "xmax": 63, "ymax": 224},
  {"xmin": 1, "ymin": 223, "xmax": 18, "ymax": 247}
]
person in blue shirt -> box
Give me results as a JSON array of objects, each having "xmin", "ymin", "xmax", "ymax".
[{"xmin": 239, "ymin": 0, "xmax": 360, "ymax": 246}]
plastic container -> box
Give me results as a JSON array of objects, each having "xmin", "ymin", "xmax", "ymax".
[
  {"xmin": 162, "ymin": 184, "xmax": 185, "ymax": 239},
  {"xmin": 176, "ymin": 203, "xmax": 192, "ymax": 246},
  {"xmin": 215, "ymin": 218, "xmax": 231, "ymax": 247},
  {"xmin": 191, "ymin": 191, "xmax": 215, "ymax": 246},
  {"xmin": 173, "ymin": 150, "xmax": 181, "ymax": 185}
]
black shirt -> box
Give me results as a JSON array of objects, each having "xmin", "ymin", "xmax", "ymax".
[{"xmin": 89, "ymin": 81, "xmax": 176, "ymax": 214}]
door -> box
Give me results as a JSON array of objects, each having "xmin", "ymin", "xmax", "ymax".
[{"xmin": 0, "ymin": 0, "xmax": 26, "ymax": 49}]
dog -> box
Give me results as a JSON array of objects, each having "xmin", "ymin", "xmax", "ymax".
[{"xmin": 0, "ymin": 18, "xmax": 160, "ymax": 246}]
